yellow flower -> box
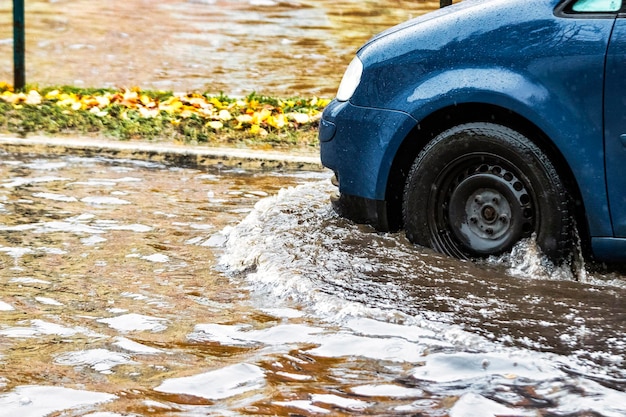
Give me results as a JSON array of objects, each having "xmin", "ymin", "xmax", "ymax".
[
  {"xmin": 45, "ymin": 90, "xmax": 60, "ymax": 100},
  {"xmin": 317, "ymin": 98, "xmax": 331, "ymax": 107},
  {"xmin": 209, "ymin": 97, "xmax": 224, "ymax": 109},
  {"xmin": 140, "ymin": 94, "xmax": 156, "ymax": 108},
  {"xmin": 249, "ymin": 124, "xmax": 268, "ymax": 136},
  {"xmin": 89, "ymin": 107, "xmax": 108, "ymax": 117},
  {"xmin": 159, "ymin": 98, "xmax": 183, "ymax": 114},
  {"xmin": 218, "ymin": 109, "xmax": 232, "ymax": 121},
  {"xmin": 138, "ymin": 107, "xmax": 158, "ymax": 118},
  {"xmin": 207, "ymin": 121, "xmax": 223, "ymax": 130},
  {"xmin": 57, "ymin": 93, "xmax": 80, "ymax": 108},
  {"xmin": 122, "ymin": 90, "xmax": 139, "ymax": 104},
  {"xmin": 185, "ymin": 95, "xmax": 209, "ymax": 109},
  {"xmin": 287, "ymin": 112, "xmax": 310, "ymax": 124},
  {"xmin": 236, "ymin": 114, "xmax": 253, "ymax": 124},
  {"xmin": 95, "ymin": 95, "xmax": 111, "ymax": 108},
  {"xmin": 251, "ymin": 108, "xmax": 272, "ymax": 125},
  {"xmin": 267, "ymin": 113, "xmax": 287, "ymax": 129},
  {"xmin": 1, "ymin": 91, "xmax": 19, "ymax": 104}
]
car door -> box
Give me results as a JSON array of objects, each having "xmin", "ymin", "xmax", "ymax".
[{"xmin": 605, "ymin": 6, "xmax": 626, "ymax": 236}]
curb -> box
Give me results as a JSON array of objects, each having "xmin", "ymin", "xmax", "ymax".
[{"xmin": 0, "ymin": 135, "xmax": 324, "ymax": 171}]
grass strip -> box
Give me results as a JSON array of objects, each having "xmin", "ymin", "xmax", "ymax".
[{"xmin": 0, "ymin": 83, "xmax": 330, "ymax": 151}]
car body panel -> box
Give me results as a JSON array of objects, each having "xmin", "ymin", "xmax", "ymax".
[
  {"xmin": 605, "ymin": 18, "xmax": 626, "ymax": 237},
  {"xmin": 319, "ymin": 100, "xmax": 417, "ymax": 199},
  {"xmin": 319, "ymin": 0, "xmax": 626, "ymax": 261}
]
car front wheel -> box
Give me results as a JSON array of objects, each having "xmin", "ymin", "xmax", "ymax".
[{"xmin": 403, "ymin": 122, "xmax": 571, "ymax": 261}]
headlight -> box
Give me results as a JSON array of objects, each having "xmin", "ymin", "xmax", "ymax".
[{"xmin": 336, "ymin": 57, "xmax": 363, "ymax": 102}]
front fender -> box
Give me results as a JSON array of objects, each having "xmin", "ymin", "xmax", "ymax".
[
  {"xmin": 392, "ymin": 67, "xmax": 612, "ymax": 237},
  {"xmin": 405, "ymin": 67, "xmax": 549, "ymax": 118}
]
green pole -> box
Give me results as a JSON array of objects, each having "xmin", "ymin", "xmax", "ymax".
[{"xmin": 13, "ymin": 0, "xmax": 25, "ymax": 90}]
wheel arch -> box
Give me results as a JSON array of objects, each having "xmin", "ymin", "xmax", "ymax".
[{"xmin": 384, "ymin": 102, "xmax": 591, "ymax": 254}]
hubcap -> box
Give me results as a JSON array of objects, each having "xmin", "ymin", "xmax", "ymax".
[
  {"xmin": 466, "ymin": 189, "xmax": 512, "ymax": 239},
  {"xmin": 445, "ymin": 164, "xmax": 534, "ymax": 256}
]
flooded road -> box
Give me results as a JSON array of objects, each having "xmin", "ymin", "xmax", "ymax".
[
  {"xmin": 0, "ymin": 151, "xmax": 624, "ymax": 416},
  {"xmin": 0, "ymin": 0, "xmax": 442, "ymax": 96},
  {"xmin": 1, "ymin": 0, "xmax": 625, "ymax": 415}
]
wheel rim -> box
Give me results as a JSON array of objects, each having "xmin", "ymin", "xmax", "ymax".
[{"xmin": 429, "ymin": 156, "xmax": 535, "ymax": 257}]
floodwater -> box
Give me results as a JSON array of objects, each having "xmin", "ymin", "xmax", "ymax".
[
  {"xmin": 1, "ymin": 0, "xmax": 625, "ymax": 415},
  {"xmin": 0, "ymin": 0, "xmax": 444, "ymax": 96},
  {"xmin": 0, "ymin": 152, "xmax": 624, "ymax": 417}
]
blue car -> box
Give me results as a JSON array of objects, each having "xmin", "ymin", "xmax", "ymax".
[{"xmin": 320, "ymin": 0, "xmax": 626, "ymax": 263}]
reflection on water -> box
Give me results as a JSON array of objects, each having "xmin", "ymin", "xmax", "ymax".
[
  {"xmin": 0, "ymin": 153, "xmax": 624, "ymax": 415},
  {"xmin": 0, "ymin": 0, "xmax": 443, "ymax": 96},
  {"xmin": 218, "ymin": 181, "xmax": 626, "ymax": 416}
]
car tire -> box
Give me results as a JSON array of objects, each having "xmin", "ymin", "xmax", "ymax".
[{"xmin": 403, "ymin": 122, "xmax": 571, "ymax": 261}]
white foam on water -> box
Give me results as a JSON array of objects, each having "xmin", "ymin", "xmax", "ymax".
[
  {"xmin": 172, "ymin": 221, "xmax": 211, "ymax": 229},
  {"xmin": 537, "ymin": 378, "xmax": 626, "ymax": 417},
  {"xmin": 55, "ymin": 348, "xmax": 136, "ymax": 373},
  {"xmin": 82, "ymin": 235, "xmax": 108, "ymax": 245},
  {"xmin": 2, "ymin": 176, "xmax": 70, "ymax": 188},
  {"xmin": 307, "ymin": 332, "xmax": 428, "ymax": 362},
  {"xmin": 0, "ymin": 301, "xmax": 15, "ymax": 311},
  {"xmin": 34, "ymin": 297, "xmax": 64, "ymax": 306},
  {"xmin": 249, "ymin": 0, "xmax": 278, "ymax": 7},
  {"xmin": 0, "ymin": 385, "xmax": 116, "ymax": 417},
  {"xmin": 344, "ymin": 317, "xmax": 440, "ymax": 342},
  {"xmin": 200, "ymin": 232, "xmax": 228, "ymax": 247},
  {"xmin": 275, "ymin": 371, "xmax": 313, "ymax": 381},
  {"xmin": 1, "ymin": 221, "xmax": 104, "ymax": 235},
  {"xmin": 0, "ymin": 320, "xmax": 90, "ymax": 338},
  {"xmin": 217, "ymin": 181, "xmax": 492, "ymax": 347},
  {"xmin": 31, "ymin": 192, "xmax": 77, "ymax": 202},
  {"xmin": 311, "ymin": 394, "xmax": 371, "ymax": 411},
  {"xmin": 103, "ymin": 223, "xmax": 152, "ymax": 232},
  {"xmin": 113, "ymin": 337, "xmax": 163, "ymax": 354},
  {"xmin": 9, "ymin": 277, "xmax": 50, "ymax": 285},
  {"xmin": 189, "ymin": 321, "xmax": 439, "ymax": 363},
  {"xmin": 0, "ymin": 327, "xmax": 38, "ymax": 338},
  {"xmin": 188, "ymin": 323, "xmax": 324, "ymax": 347},
  {"xmin": 71, "ymin": 180, "xmax": 118, "ymax": 186},
  {"xmin": 100, "ymin": 177, "xmax": 142, "ymax": 183},
  {"xmin": 81, "ymin": 196, "xmax": 131, "ymax": 205},
  {"xmin": 217, "ymin": 180, "xmax": 626, "ymax": 416},
  {"xmin": 0, "ymin": 246, "xmax": 34, "ymax": 258},
  {"xmin": 39, "ymin": 247, "xmax": 67, "ymax": 255},
  {"xmin": 154, "ymin": 363, "xmax": 265, "ymax": 400},
  {"xmin": 141, "ymin": 253, "xmax": 170, "ymax": 263},
  {"xmin": 349, "ymin": 384, "xmax": 424, "ymax": 398},
  {"xmin": 409, "ymin": 351, "xmax": 558, "ymax": 382},
  {"xmin": 23, "ymin": 160, "xmax": 68, "ymax": 170},
  {"xmin": 260, "ymin": 307, "xmax": 304, "ymax": 319},
  {"xmin": 449, "ymin": 393, "xmax": 535, "ymax": 417},
  {"xmin": 272, "ymin": 400, "xmax": 330, "ymax": 414},
  {"xmin": 97, "ymin": 313, "xmax": 168, "ymax": 333}
]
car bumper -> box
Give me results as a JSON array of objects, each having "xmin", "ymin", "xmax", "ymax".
[
  {"xmin": 319, "ymin": 99, "xmax": 417, "ymax": 231},
  {"xmin": 329, "ymin": 181, "xmax": 396, "ymax": 231}
]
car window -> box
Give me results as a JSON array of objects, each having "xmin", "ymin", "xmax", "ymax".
[{"xmin": 571, "ymin": 0, "xmax": 621, "ymax": 12}]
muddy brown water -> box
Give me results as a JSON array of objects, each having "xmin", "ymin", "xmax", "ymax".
[
  {"xmin": 0, "ymin": 152, "xmax": 623, "ymax": 416},
  {"xmin": 1, "ymin": 0, "xmax": 625, "ymax": 415},
  {"xmin": 0, "ymin": 0, "xmax": 444, "ymax": 96}
]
